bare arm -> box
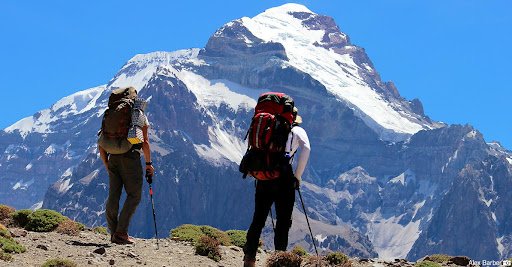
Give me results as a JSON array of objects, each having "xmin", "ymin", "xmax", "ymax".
[
  {"xmin": 290, "ymin": 127, "xmax": 311, "ymax": 189},
  {"xmin": 294, "ymin": 141, "xmax": 310, "ymax": 181},
  {"xmin": 142, "ymin": 125, "xmax": 154, "ymax": 176}
]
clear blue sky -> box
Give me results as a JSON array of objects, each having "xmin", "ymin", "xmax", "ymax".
[{"xmin": 1, "ymin": 1, "xmax": 511, "ymax": 148}]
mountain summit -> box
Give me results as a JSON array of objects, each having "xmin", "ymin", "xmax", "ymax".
[
  {"xmin": 207, "ymin": 3, "xmax": 438, "ymax": 140},
  {"xmin": 1, "ymin": 4, "xmax": 511, "ymax": 261}
]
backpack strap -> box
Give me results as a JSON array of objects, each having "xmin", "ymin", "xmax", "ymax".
[{"xmin": 285, "ymin": 126, "xmax": 296, "ymax": 159}]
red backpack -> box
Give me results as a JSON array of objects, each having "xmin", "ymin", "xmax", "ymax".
[{"xmin": 240, "ymin": 92, "xmax": 294, "ymax": 180}]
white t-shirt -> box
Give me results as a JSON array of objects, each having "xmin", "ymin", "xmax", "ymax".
[{"xmin": 285, "ymin": 126, "xmax": 311, "ymax": 181}]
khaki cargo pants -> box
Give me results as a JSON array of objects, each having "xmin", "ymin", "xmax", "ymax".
[{"xmin": 105, "ymin": 150, "xmax": 143, "ymax": 234}]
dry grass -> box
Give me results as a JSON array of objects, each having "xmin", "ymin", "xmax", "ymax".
[
  {"xmin": 0, "ymin": 205, "xmax": 14, "ymax": 221},
  {"xmin": 195, "ymin": 235, "xmax": 222, "ymax": 262},
  {"xmin": 56, "ymin": 220, "xmax": 83, "ymax": 236},
  {"xmin": 303, "ymin": 255, "xmax": 329, "ymax": 266},
  {"xmin": 266, "ymin": 251, "xmax": 302, "ymax": 267}
]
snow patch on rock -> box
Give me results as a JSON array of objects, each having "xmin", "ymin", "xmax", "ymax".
[
  {"xmin": 366, "ymin": 211, "xmax": 421, "ymax": 260},
  {"xmin": 194, "ymin": 125, "xmax": 246, "ymax": 166},
  {"xmin": 240, "ymin": 4, "xmax": 429, "ymax": 141}
]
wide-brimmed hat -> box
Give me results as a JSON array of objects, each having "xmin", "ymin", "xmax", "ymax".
[{"xmin": 293, "ymin": 107, "xmax": 302, "ymax": 124}]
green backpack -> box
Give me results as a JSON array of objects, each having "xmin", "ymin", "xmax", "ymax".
[{"xmin": 98, "ymin": 87, "xmax": 137, "ymax": 154}]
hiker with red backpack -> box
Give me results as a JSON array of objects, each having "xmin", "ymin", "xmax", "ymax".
[
  {"xmin": 240, "ymin": 93, "xmax": 311, "ymax": 267},
  {"xmin": 98, "ymin": 87, "xmax": 155, "ymax": 245}
]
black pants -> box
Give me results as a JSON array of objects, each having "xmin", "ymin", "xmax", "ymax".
[{"xmin": 243, "ymin": 174, "xmax": 296, "ymax": 260}]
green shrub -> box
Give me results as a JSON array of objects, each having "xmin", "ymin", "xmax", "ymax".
[
  {"xmin": 170, "ymin": 224, "xmax": 231, "ymax": 245},
  {"xmin": 56, "ymin": 220, "xmax": 83, "ymax": 236},
  {"xmin": 266, "ymin": 251, "xmax": 302, "ymax": 267},
  {"xmin": 93, "ymin": 226, "xmax": 108, "ymax": 235},
  {"xmin": 195, "ymin": 235, "xmax": 222, "ymax": 262},
  {"xmin": 25, "ymin": 209, "xmax": 66, "ymax": 232},
  {"xmin": 0, "ymin": 251, "xmax": 13, "ymax": 262},
  {"xmin": 199, "ymin": 225, "xmax": 230, "ymax": 245},
  {"xmin": 41, "ymin": 258, "xmax": 77, "ymax": 267},
  {"xmin": 325, "ymin": 252, "xmax": 349, "ymax": 265},
  {"xmin": 0, "ymin": 236, "xmax": 26, "ymax": 254},
  {"xmin": 426, "ymin": 254, "xmax": 451, "ymax": 263},
  {"xmin": 0, "ymin": 228, "xmax": 10, "ymax": 239},
  {"xmin": 0, "ymin": 223, "xmax": 11, "ymax": 239},
  {"xmin": 415, "ymin": 261, "xmax": 441, "ymax": 267},
  {"xmin": 292, "ymin": 245, "xmax": 308, "ymax": 257},
  {"xmin": 12, "ymin": 209, "xmax": 32, "ymax": 228},
  {"xmin": 171, "ymin": 224, "xmax": 202, "ymax": 242},
  {"xmin": 226, "ymin": 230, "xmax": 247, "ymax": 248},
  {"xmin": 76, "ymin": 222, "xmax": 85, "ymax": 231},
  {"xmin": 0, "ymin": 205, "xmax": 15, "ymax": 221}
]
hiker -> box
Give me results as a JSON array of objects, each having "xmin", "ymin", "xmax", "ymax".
[
  {"xmin": 243, "ymin": 105, "xmax": 311, "ymax": 267},
  {"xmin": 98, "ymin": 87, "xmax": 154, "ymax": 245}
]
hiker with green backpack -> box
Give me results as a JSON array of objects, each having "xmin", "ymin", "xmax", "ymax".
[
  {"xmin": 98, "ymin": 87, "xmax": 155, "ymax": 245},
  {"xmin": 239, "ymin": 93, "xmax": 311, "ymax": 267}
]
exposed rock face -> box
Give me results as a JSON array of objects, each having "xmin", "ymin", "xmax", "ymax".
[
  {"xmin": 408, "ymin": 155, "xmax": 511, "ymax": 260},
  {"xmin": 0, "ymin": 86, "xmax": 106, "ymax": 209},
  {"xmin": 2, "ymin": 3, "xmax": 512, "ymax": 261}
]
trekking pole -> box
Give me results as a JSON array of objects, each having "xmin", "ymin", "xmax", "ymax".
[
  {"xmin": 297, "ymin": 189, "xmax": 319, "ymax": 257},
  {"xmin": 146, "ymin": 173, "xmax": 159, "ymax": 250}
]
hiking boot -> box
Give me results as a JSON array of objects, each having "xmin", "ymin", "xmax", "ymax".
[
  {"xmin": 112, "ymin": 232, "xmax": 135, "ymax": 245},
  {"xmin": 243, "ymin": 257, "xmax": 256, "ymax": 267}
]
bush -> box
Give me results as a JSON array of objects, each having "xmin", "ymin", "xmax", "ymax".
[
  {"xmin": 304, "ymin": 256, "xmax": 329, "ymax": 267},
  {"xmin": 226, "ymin": 230, "xmax": 247, "ymax": 248},
  {"xmin": 0, "ymin": 205, "xmax": 15, "ymax": 221},
  {"xmin": 266, "ymin": 251, "xmax": 302, "ymax": 267},
  {"xmin": 171, "ymin": 224, "xmax": 203, "ymax": 242},
  {"xmin": 56, "ymin": 220, "xmax": 83, "ymax": 236},
  {"xmin": 93, "ymin": 226, "xmax": 108, "ymax": 235},
  {"xmin": 41, "ymin": 258, "xmax": 78, "ymax": 267},
  {"xmin": 25, "ymin": 209, "xmax": 66, "ymax": 232},
  {"xmin": 76, "ymin": 222, "xmax": 85, "ymax": 231},
  {"xmin": 0, "ymin": 236, "xmax": 26, "ymax": 254},
  {"xmin": 0, "ymin": 227, "xmax": 10, "ymax": 239},
  {"xmin": 0, "ymin": 251, "xmax": 13, "ymax": 262},
  {"xmin": 325, "ymin": 252, "xmax": 349, "ymax": 266},
  {"xmin": 415, "ymin": 261, "xmax": 441, "ymax": 267},
  {"xmin": 195, "ymin": 235, "xmax": 222, "ymax": 262},
  {"xmin": 292, "ymin": 245, "xmax": 308, "ymax": 257},
  {"xmin": 199, "ymin": 225, "xmax": 231, "ymax": 245},
  {"xmin": 12, "ymin": 209, "xmax": 32, "ymax": 228},
  {"xmin": 425, "ymin": 254, "xmax": 451, "ymax": 263},
  {"xmin": 171, "ymin": 224, "xmax": 231, "ymax": 245}
]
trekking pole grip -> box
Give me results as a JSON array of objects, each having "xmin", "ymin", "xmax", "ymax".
[{"xmin": 145, "ymin": 172, "xmax": 153, "ymax": 184}]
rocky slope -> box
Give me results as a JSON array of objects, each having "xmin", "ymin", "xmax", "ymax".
[
  {"xmin": 3, "ymin": 226, "xmax": 480, "ymax": 267},
  {"xmin": 5, "ymin": 228, "xmax": 266, "ymax": 267}
]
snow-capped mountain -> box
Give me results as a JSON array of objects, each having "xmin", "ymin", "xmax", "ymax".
[{"xmin": 1, "ymin": 3, "xmax": 511, "ymax": 261}]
